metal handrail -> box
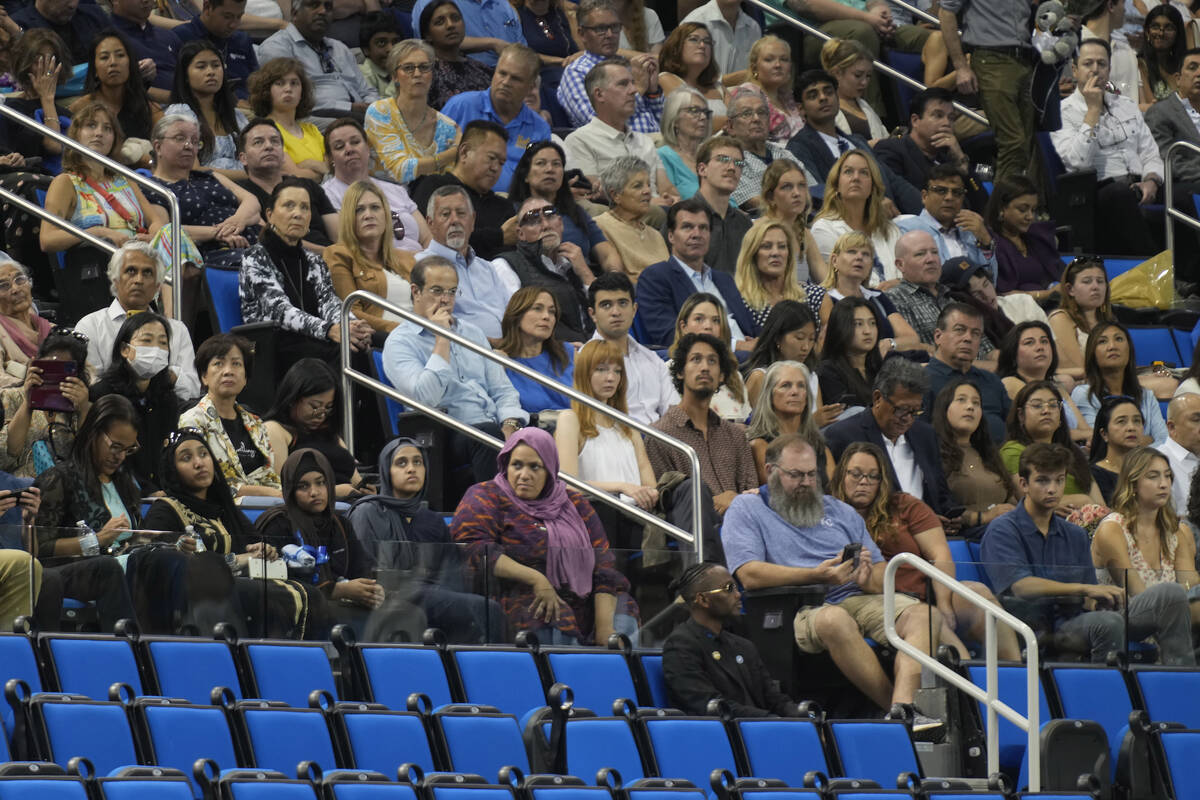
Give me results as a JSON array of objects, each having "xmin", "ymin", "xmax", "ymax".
[
  {"xmin": 0, "ymin": 101, "xmax": 183, "ymax": 320},
  {"xmin": 0, "ymin": 186, "xmax": 119, "ymax": 255},
  {"xmin": 883, "ymin": 553, "xmax": 1040, "ymax": 791},
  {"xmin": 1164, "ymin": 140, "xmax": 1200, "ymax": 257},
  {"xmin": 744, "ymin": 0, "xmax": 989, "ymax": 126},
  {"xmin": 886, "ymin": 0, "xmax": 940, "ymax": 27},
  {"xmin": 337, "ymin": 290, "xmax": 706, "ymax": 560}
]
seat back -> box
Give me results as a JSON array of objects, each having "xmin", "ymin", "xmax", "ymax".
[
  {"xmin": 641, "ymin": 717, "xmax": 739, "ymax": 793},
  {"xmin": 1157, "ymin": 728, "xmax": 1200, "ymax": 800},
  {"xmin": 239, "ymin": 705, "xmax": 339, "ymax": 774},
  {"xmin": 1126, "ymin": 327, "xmax": 1182, "ymax": 367},
  {"xmin": 0, "ymin": 634, "xmax": 42, "ymax": 732},
  {"xmin": 1045, "ymin": 665, "xmax": 1131, "ymax": 764},
  {"xmin": 97, "ymin": 774, "xmax": 196, "ymax": 800},
  {"xmin": 562, "ymin": 716, "xmax": 646, "ymax": 784},
  {"xmin": 427, "ymin": 787, "xmax": 515, "ymax": 800},
  {"xmin": 736, "ymin": 718, "xmax": 829, "ymax": 786},
  {"xmin": 138, "ymin": 702, "xmax": 239, "ymax": 795},
  {"xmin": 323, "ymin": 781, "xmax": 423, "ymax": 800},
  {"xmin": 368, "ymin": 349, "xmax": 405, "ymax": 438},
  {"xmin": 241, "ymin": 642, "xmax": 338, "ymax": 706},
  {"xmin": 946, "ymin": 539, "xmax": 984, "ymax": 585},
  {"xmin": 543, "ymin": 650, "xmax": 640, "ymax": 713},
  {"xmin": 142, "ymin": 638, "xmax": 243, "ymax": 704},
  {"xmin": 219, "ymin": 774, "xmax": 320, "ymax": 800},
  {"xmin": 205, "ymin": 267, "xmax": 245, "ymax": 332},
  {"xmin": 825, "ymin": 720, "xmax": 921, "ymax": 784},
  {"xmin": 1130, "ymin": 667, "xmax": 1200, "ymax": 727},
  {"xmin": 0, "ymin": 776, "xmax": 91, "ymax": 800},
  {"xmin": 42, "ymin": 635, "xmax": 143, "ymax": 698},
  {"xmin": 635, "ymin": 654, "xmax": 669, "ymax": 709},
  {"xmin": 34, "ymin": 696, "xmax": 139, "ymax": 775},
  {"xmin": 449, "ymin": 648, "xmax": 546, "ymax": 719},
  {"xmin": 966, "ymin": 664, "xmax": 1052, "ymax": 776},
  {"xmin": 358, "ymin": 644, "xmax": 454, "ymax": 709},
  {"xmin": 435, "ymin": 710, "xmax": 530, "ymax": 780},
  {"xmin": 337, "ymin": 709, "xmax": 438, "ymax": 775}
]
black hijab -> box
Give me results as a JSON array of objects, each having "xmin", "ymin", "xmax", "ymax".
[{"xmin": 158, "ymin": 428, "xmax": 254, "ymax": 545}]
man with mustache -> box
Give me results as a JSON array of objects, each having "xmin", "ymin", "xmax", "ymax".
[{"xmin": 722, "ymin": 433, "xmax": 944, "ymax": 730}]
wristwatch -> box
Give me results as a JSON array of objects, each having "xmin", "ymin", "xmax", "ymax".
[{"xmin": 502, "ymin": 418, "xmax": 524, "ymax": 430}]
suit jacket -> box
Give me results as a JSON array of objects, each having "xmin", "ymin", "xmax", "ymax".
[
  {"xmin": 824, "ymin": 410, "xmax": 955, "ymax": 516},
  {"xmin": 1145, "ymin": 95, "xmax": 1200, "ymax": 187},
  {"xmin": 662, "ymin": 618, "xmax": 800, "ymax": 717},
  {"xmin": 873, "ymin": 135, "xmax": 989, "ymax": 212},
  {"xmin": 634, "ymin": 257, "xmax": 760, "ymax": 348},
  {"xmin": 784, "ymin": 127, "xmax": 923, "ymax": 214}
]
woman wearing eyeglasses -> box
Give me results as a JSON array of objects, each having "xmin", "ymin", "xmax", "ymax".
[
  {"xmin": 657, "ymin": 87, "xmax": 716, "ymax": 205},
  {"xmin": 0, "ymin": 327, "xmax": 92, "ymax": 478},
  {"xmin": 658, "ymin": 24, "xmax": 728, "ymax": 125},
  {"xmin": 0, "ymin": 262, "xmax": 52, "ymax": 387},
  {"xmin": 366, "ymin": 39, "xmax": 461, "ymax": 185},
  {"xmin": 831, "ymin": 440, "xmax": 1021, "ymax": 660},
  {"xmin": 741, "ymin": 36, "xmax": 803, "ymax": 143},
  {"xmin": 263, "ymin": 359, "xmax": 368, "ymax": 501},
  {"xmin": 724, "ymin": 86, "xmax": 815, "ymax": 214},
  {"xmin": 88, "ymin": 312, "xmax": 178, "ymax": 493}
]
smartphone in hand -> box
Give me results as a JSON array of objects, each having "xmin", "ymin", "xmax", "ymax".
[{"xmin": 30, "ymin": 359, "xmax": 77, "ymax": 412}]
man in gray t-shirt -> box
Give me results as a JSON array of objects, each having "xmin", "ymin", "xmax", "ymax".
[{"xmin": 722, "ymin": 434, "xmax": 942, "ymax": 729}]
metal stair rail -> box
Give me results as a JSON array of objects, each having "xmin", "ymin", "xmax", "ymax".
[
  {"xmin": 1164, "ymin": 140, "xmax": 1200, "ymax": 257},
  {"xmin": 883, "ymin": 552, "xmax": 1041, "ymax": 790},
  {"xmin": 338, "ymin": 290, "xmax": 706, "ymax": 561},
  {"xmin": 0, "ymin": 101, "xmax": 184, "ymax": 320},
  {"xmin": 741, "ymin": 0, "xmax": 988, "ymax": 127}
]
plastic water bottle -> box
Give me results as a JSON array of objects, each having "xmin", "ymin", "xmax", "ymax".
[{"xmin": 185, "ymin": 524, "xmax": 206, "ymax": 553}]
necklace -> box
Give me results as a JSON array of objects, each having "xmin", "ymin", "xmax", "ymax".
[{"xmin": 396, "ymin": 100, "xmax": 430, "ymax": 135}]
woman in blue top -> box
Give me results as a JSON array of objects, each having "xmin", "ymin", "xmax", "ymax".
[
  {"xmin": 657, "ymin": 87, "xmax": 713, "ymax": 205},
  {"xmin": 493, "ymin": 287, "xmax": 575, "ymax": 416},
  {"xmin": 1071, "ymin": 321, "xmax": 1169, "ymax": 446}
]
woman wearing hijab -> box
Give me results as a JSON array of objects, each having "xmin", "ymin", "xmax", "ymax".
[
  {"xmin": 141, "ymin": 429, "xmax": 311, "ymax": 638},
  {"xmin": 256, "ymin": 448, "xmax": 424, "ymax": 640},
  {"xmin": 451, "ymin": 428, "xmax": 638, "ymax": 646},
  {"xmin": 348, "ymin": 437, "xmax": 503, "ymax": 643}
]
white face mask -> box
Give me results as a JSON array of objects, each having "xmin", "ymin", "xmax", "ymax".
[{"xmin": 129, "ymin": 345, "xmax": 169, "ymax": 379}]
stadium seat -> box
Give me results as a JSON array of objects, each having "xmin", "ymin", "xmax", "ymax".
[
  {"xmin": 204, "ymin": 266, "xmax": 245, "ymax": 332},
  {"xmin": 97, "ymin": 769, "xmax": 196, "ymax": 800},
  {"xmin": 447, "ymin": 647, "xmax": 547, "ymax": 720},
  {"xmin": 432, "ymin": 706, "xmax": 530, "ymax": 780},
  {"xmin": 640, "ymin": 716, "xmax": 742, "ymax": 794},
  {"xmin": 214, "ymin": 771, "xmax": 321, "ymax": 800},
  {"xmin": 883, "ymin": 50, "xmax": 923, "ymax": 123},
  {"xmin": 0, "ymin": 633, "xmax": 45, "ymax": 733},
  {"xmin": 27, "ymin": 695, "xmax": 139, "ymax": 775},
  {"xmin": 542, "ymin": 648, "xmax": 642, "ymax": 713},
  {"xmin": 322, "ymin": 774, "xmax": 423, "ymax": 800},
  {"xmin": 138, "ymin": 635, "xmax": 243, "ymax": 704},
  {"xmin": 526, "ymin": 780, "xmax": 615, "ymax": 800},
  {"xmin": 368, "ymin": 349, "xmax": 405, "ymax": 439},
  {"xmin": 1170, "ymin": 328, "xmax": 1194, "ymax": 366},
  {"xmin": 0, "ymin": 773, "xmax": 91, "ymax": 800},
  {"xmin": 1126, "ymin": 327, "xmax": 1183, "ymax": 367},
  {"xmin": 945, "ymin": 539, "xmax": 985, "ymax": 585},
  {"xmin": 133, "ymin": 699, "xmax": 241, "ymax": 795},
  {"xmin": 736, "ymin": 718, "xmax": 830, "ymax": 787},
  {"xmin": 625, "ymin": 780, "xmax": 708, "ymax": 800},
  {"xmin": 39, "ymin": 633, "xmax": 144, "ymax": 699},
  {"xmin": 423, "ymin": 774, "xmax": 517, "ymax": 800},
  {"xmin": 1129, "ymin": 666, "xmax": 1200, "ymax": 727},
  {"xmin": 339, "ymin": 640, "xmax": 457, "ymax": 709},
  {"xmin": 964, "ymin": 664, "xmax": 1051, "ymax": 777},
  {"xmin": 1043, "ymin": 664, "xmax": 1133, "ymax": 766},
  {"xmin": 1102, "ymin": 259, "xmax": 1141, "ymax": 282},
  {"xmin": 235, "ymin": 703, "xmax": 341, "ymax": 775},
  {"xmin": 239, "ymin": 641, "xmax": 339, "ymax": 707},
  {"xmin": 1153, "ymin": 727, "xmax": 1200, "ymax": 800},
  {"xmin": 331, "ymin": 706, "xmax": 440, "ymax": 775},
  {"xmin": 635, "ymin": 654, "xmax": 670, "ymax": 709},
  {"xmin": 561, "ymin": 715, "xmax": 648, "ymax": 784},
  {"xmin": 825, "ymin": 720, "xmax": 923, "ymax": 784}
]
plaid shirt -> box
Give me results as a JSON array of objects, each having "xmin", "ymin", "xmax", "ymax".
[
  {"xmin": 732, "ymin": 143, "xmax": 817, "ymax": 207},
  {"xmin": 556, "ymin": 50, "xmax": 665, "ymax": 132},
  {"xmin": 885, "ymin": 280, "xmax": 995, "ymax": 355}
]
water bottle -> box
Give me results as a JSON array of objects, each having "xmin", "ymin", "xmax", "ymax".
[{"xmin": 185, "ymin": 524, "xmax": 205, "ymax": 552}]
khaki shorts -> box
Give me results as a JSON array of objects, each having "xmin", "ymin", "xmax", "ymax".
[{"xmin": 793, "ymin": 593, "xmax": 921, "ymax": 654}]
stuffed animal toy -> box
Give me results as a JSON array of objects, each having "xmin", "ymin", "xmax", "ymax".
[{"xmin": 1033, "ymin": 0, "xmax": 1079, "ymax": 65}]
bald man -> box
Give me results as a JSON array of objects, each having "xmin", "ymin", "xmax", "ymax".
[{"xmin": 1164, "ymin": 393, "xmax": 1200, "ymax": 521}]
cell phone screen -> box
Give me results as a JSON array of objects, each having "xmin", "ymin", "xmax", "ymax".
[{"xmin": 30, "ymin": 359, "xmax": 77, "ymax": 413}]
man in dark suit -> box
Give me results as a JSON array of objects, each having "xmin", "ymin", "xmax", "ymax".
[
  {"xmin": 784, "ymin": 70, "xmax": 921, "ymax": 213},
  {"xmin": 1145, "ymin": 48, "xmax": 1200, "ymax": 281},
  {"xmin": 634, "ymin": 198, "xmax": 759, "ymax": 348},
  {"xmin": 662, "ymin": 562, "xmax": 803, "ymax": 717},
  {"xmin": 824, "ymin": 356, "xmax": 959, "ymax": 522}
]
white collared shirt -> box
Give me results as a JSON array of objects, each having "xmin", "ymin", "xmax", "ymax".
[
  {"xmin": 1161, "ymin": 436, "xmax": 1200, "ymax": 520},
  {"xmin": 679, "ymin": 0, "xmax": 761, "ymax": 74},
  {"xmin": 817, "ymin": 130, "xmax": 852, "ymax": 161},
  {"xmin": 415, "ymin": 240, "xmax": 515, "ymax": 339},
  {"xmin": 564, "ymin": 117, "xmax": 662, "ymax": 194},
  {"xmin": 590, "ymin": 331, "xmax": 680, "ymax": 424},
  {"xmin": 883, "ymin": 433, "xmax": 925, "ymax": 500},
  {"xmin": 675, "ymin": 257, "xmax": 747, "ymax": 343},
  {"xmin": 1052, "ymin": 89, "xmax": 1164, "ymax": 181}
]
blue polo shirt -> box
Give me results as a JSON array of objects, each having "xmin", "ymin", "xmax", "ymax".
[
  {"xmin": 980, "ymin": 501, "xmax": 1095, "ymax": 596},
  {"xmin": 440, "ymin": 89, "xmax": 550, "ymax": 191},
  {"xmin": 411, "ymin": 0, "xmax": 525, "ymax": 67},
  {"xmin": 111, "ymin": 14, "xmax": 182, "ymax": 92},
  {"xmin": 923, "ymin": 357, "xmax": 1011, "ymax": 445},
  {"xmin": 173, "ymin": 17, "xmax": 259, "ymax": 99},
  {"xmin": 12, "ymin": 2, "xmax": 111, "ymax": 64}
]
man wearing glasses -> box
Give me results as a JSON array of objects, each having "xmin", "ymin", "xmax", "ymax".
[
  {"xmin": 722, "ymin": 433, "xmax": 945, "ymax": 731},
  {"xmin": 825, "ymin": 356, "xmax": 959, "ymax": 522},
  {"xmin": 679, "ymin": 0, "xmax": 761, "ymax": 74},
  {"xmin": 895, "ymin": 166, "xmax": 996, "ymax": 278},
  {"xmin": 690, "ymin": 135, "xmax": 754, "ymax": 274},
  {"xmin": 725, "ymin": 86, "xmax": 816, "ymax": 211}
]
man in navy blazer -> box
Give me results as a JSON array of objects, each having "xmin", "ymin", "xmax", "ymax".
[
  {"xmin": 824, "ymin": 355, "xmax": 958, "ymax": 521},
  {"xmin": 634, "ymin": 198, "xmax": 759, "ymax": 348}
]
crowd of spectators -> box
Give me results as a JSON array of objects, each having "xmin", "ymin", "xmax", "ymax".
[{"xmin": 2, "ymin": 0, "xmax": 1200, "ymax": 725}]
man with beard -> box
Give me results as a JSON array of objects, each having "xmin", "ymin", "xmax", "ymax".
[
  {"xmin": 722, "ymin": 433, "xmax": 944, "ymax": 729},
  {"xmin": 413, "ymin": 184, "xmax": 515, "ymax": 339},
  {"xmin": 662, "ymin": 562, "xmax": 804, "ymax": 717},
  {"xmin": 493, "ymin": 197, "xmax": 597, "ymax": 342}
]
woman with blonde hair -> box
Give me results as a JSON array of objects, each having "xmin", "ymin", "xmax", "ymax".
[
  {"xmin": 820, "ymin": 38, "xmax": 887, "ymax": 143},
  {"xmin": 819, "ymin": 230, "xmax": 924, "ymax": 354},
  {"xmin": 657, "ymin": 87, "xmax": 715, "ymax": 203},
  {"xmin": 325, "ymin": 180, "xmax": 417, "ymax": 342},
  {"xmin": 760, "ymin": 160, "xmax": 827, "ymax": 283},
  {"xmin": 735, "ymin": 219, "xmax": 825, "ymax": 331},
  {"xmin": 667, "ymin": 293, "xmax": 750, "ymax": 421},
  {"xmin": 657, "ymin": 23, "xmax": 727, "ymax": 122},
  {"xmin": 1092, "ymin": 446, "xmax": 1199, "ymax": 656},
  {"xmin": 741, "ymin": 35, "xmax": 802, "ymax": 142},
  {"xmin": 811, "ymin": 150, "xmax": 903, "ymax": 284},
  {"xmin": 746, "ymin": 360, "xmax": 833, "ymax": 484}
]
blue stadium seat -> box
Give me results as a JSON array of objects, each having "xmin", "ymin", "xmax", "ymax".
[
  {"xmin": 625, "ymin": 782, "xmax": 707, "ymax": 800},
  {"xmin": 528, "ymin": 785, "xmax": 614, "ymax": 800},
  {"xmin": 237, "ymin": 703, "xmax": 341, "ymax": 774},
  {"xmin": 542, "ymin": 649, "xmax": 641, "ymax": 713},
  {"xmin": 1171, "ymin": 328, "xmax": 1194, "ymax": 367},
  {"xmin": 134, "ymin": 700, "xmax": 240, "ymax": 796},
  {"xmin": 883, "ymin": 50, "xmax": 923, "ymax": 122},
  {"xmin": 333, "ymin": 708, "xmax": 439, "ymax": 775},
  {"xmin": 640, "ymin": 717, "xmax": 741, "ymax": 795},
  {"xmin": 1129, "ymin": 666, "xmax": 1200, "ymax": 726},
  {"xmin": 29, "ymin": 695, "xmax": 139, "ymax": 775},
  {"xmin": 635, "ymin": 654, "xmax": 669, "ymax": 709},
  {"xmin": 1102, "ymin": 259, "xmax": 1141, "ymax": 282},
  {"xmin": 369, "ymin": 349, "xmax": 404, "ymax": 438},
  {"xmin": 1126, "ymin": 327, "xmax": 1183, "ymax": 367},
  {"xmin": 97, "ymin": 771, "xmax": 196, "ymax": 800},
  {"xmin": 0, "ymin": 633, "xmax": 45, "ymax": 732},
  {"xmin": 139, "ymin": 636, "xmax": 243, "ymax": 704},
  {"xmin": 40, "ymin": 634, "xmax": 144, "ymax": 698},
  {"xmin": 216, "ymin": 772, "xmax": 320, "ymax": 800},
  {"xmin": 322, "ymin": 776, "xmax": 422, "ymax": 800},
  {"xmin": 425, "ymin": 779, "xmax": 516, "ymax": 800},
  {"xmin": 1044, "ymin": 664, "xmax": 1132, "ymax": 767},
  {"xmin": 0, "ymin": 775, "xmax": 91, "ymax": 800},
  {"xmin": 448, "ymin": 647, "xmax": 547, "ymax": 720},
  {"xmin": 240, "ymin": 642, "xmax": 339, "ymax": 706},
  {"xmin": 561, "ymin": 716, "xmax": 647, "ymax": 784},
  {"xmin": 946, "ymin": 539, "xmax": 984, "ymax": 585},
  {"xmin": 1155, "ymin": 728, "xmax": 1200, "ymax": 800},
  {"xmin": 352, "ymin": 642, "xmax": 456, "ymax": 709},
  {"xmin": 433, "ymin": 707, "xmax": 530, "ymax": 780},
  {"xmin": 736, "ymin": 718, "xmax": 829, "ymax": 786},
  {"xmin": 825, "ymin": 720, "xmax": 922, "ymax": 784},
  {"xmin": 206, "ymin": 267, "xmax": 245, "ymax": 332},
  {"xmin": 965, "ymin": 664, "xmax": 1051, "ymax": 776}
]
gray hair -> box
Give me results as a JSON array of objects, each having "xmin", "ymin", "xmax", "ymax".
[
  {"xmin": 107, "ymin": 242, "xmax": 165, "ymax": 297},
  {"xmin": 388, "ymin": 39, "xmax": 435, "ymax": 78},
  {"xmin": 600, "ymin": 156, "xmax": 650, "ymax": 197},
  {"xmin": 151, "ymin": 113, "xmax": 198, "ymax": 143},
  {"xmin": 873, "ymin": 355, "xmax": 929, "ymax": 398},
  {"xmin": 584, "ymin": 56, "xmax": 631, "ymax": 104},
  {"xmin": 577, "ymin": 0, "xmax": 618, "ymax": 27},
  {"xmin": 660, "ymin": 87, "xmax": 712, "ymax": 149},
  {"xmin": 426, "ymin": 184, "xmax": 474, "ymax": 218},
  {"xmin": 745, "ymin": 361, "xmax": 822, "ymax": 446},
  {"xmin": 411, "ymin": 254, "xmax": 457, "ymax": 288},
  {"xmin": 726, "ymin": 83, "xmax": 770, "ymax": 113},
  {"xmin": 498, "ymin": 42, "xmax": 541, "ymax": 79},
  {"xmin": 0, "ymin": 259, "xmax": 30, "ymax": 278}
]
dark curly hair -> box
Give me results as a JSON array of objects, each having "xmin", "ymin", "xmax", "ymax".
[{"xmin": 670, "ymin": 332, "xmax": 737, "ymax": 396}]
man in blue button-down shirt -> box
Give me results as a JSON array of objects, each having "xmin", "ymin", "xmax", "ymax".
[
  {"xmin": 383, "ymin": 254, "xmax": 528, "ymax": 483},
  {"xmin": 441, "ymin": 44, "xmax": 551, "ymax": 192},
  {"xmin": 981, "ymin": 442, "xmax": 1193, "ymax": 663}
]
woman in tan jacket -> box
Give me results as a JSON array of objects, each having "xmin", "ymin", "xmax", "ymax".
[{"xmin": 324, "ymin": 180, "xmax": 416, "ymax": 344}]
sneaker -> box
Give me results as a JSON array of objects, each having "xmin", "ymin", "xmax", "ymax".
[{"xmin": 911, "ymin": 713, "xmax": 945, "ymax": 734}]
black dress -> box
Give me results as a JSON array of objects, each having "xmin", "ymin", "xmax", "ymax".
[
  {"xmin": 91, "ymin": 370, "xmax": 179, "ymax": 492},
  {"xmin": 151, "ymin": 171, "xmax": 259, "ymax": 269},
  {"xmin": 429, "ymin": 58, "xmax": 493, "ymax": 110}
]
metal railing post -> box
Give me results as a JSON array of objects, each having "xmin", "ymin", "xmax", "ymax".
[
  {"xmin": 887, "ymin": 0, "xmax": 940, "ymax": 26},
  {"xmin": 339, "ymin": 291, "xmax": 705, "ymax": 559},
  {"xmin": 1163, "ymin": 141, "xmax": 1200, "ymax": 257},
  {"xmin": 743, "ymin": 0, "xmax": 989, "ymax": 127},
  {"xmin": 882, "ymin": 553, "xmax": 1040, "ymax": 791},
  {"xmin": 0, "ymin": 102, "xmax": 183, "ymax": 321}
]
